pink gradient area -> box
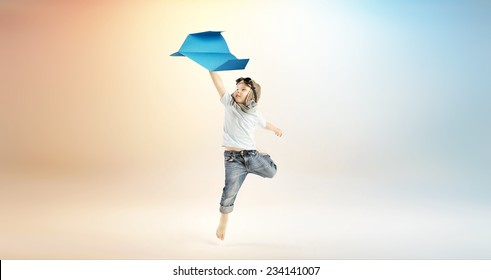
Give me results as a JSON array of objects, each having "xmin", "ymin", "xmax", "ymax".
[{"xmin": 1, "ymin": 1, "xmax": 183, "ymax": 172}]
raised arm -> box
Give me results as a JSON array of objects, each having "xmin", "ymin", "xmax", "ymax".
[
  {"xmin": 265, "ymin": 121, "xmax": 283, "ymax": 137},
  {"xmin": 209, "ymin": 71, "xmax": 226, "ymax": 98}
]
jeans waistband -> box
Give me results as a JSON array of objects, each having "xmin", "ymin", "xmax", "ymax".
[{"xmin": 224, "ymin": 150, "xmax": 257, "ymax": 156}]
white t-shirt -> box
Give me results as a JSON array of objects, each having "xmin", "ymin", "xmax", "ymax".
[{"xmin": 220, "ymin": 92, "xmax": 266, "ymax": 150}]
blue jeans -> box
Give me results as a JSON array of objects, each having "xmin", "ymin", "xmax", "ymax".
[{"xmin": 219, "ymin": 150, "xmax": 277, "ymax": 214}]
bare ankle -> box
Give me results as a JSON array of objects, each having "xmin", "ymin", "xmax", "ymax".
[
  {"xmin": 216, "ymin": 213, "xmax": 229, "ymax": 240},
  {"xmin": 220, "ymin": 213, "xmax": 228, "ymax": 222}
]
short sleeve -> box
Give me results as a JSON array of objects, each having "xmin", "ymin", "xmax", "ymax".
[
  {"xmin": 220, "ymin": 92, "xmax": 232, "ymax": 106},
  {"xmin": 257, "ymin": 111, "xmax": 266, "ymax": 128}
]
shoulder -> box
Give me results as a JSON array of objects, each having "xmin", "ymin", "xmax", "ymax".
[
  {"xmin": 220, "ymin": 91, "xmax": 232, "ymax": 105},
  {"xmin": 255, "ymin": 110, "xmax": 266, "ymax": 127}
]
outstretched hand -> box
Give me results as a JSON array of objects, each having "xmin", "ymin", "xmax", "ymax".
[{"xmin": 265, "ymin": 121, "xmax": 283, "ymax": 137}]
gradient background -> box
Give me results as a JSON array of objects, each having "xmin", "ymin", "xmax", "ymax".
[{"xmin": 1, "ymin": 0, "xmax": 490, "ymax": 259}]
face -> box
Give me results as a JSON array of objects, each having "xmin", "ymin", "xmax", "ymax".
[{"xmin": 232, "ymin": 81, "xmax": 251, "ymax": 105}]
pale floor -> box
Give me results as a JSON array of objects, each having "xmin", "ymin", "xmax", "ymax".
[{"xmin": 1, "ymin": 164, "xmax": 490, "ymax": 259}]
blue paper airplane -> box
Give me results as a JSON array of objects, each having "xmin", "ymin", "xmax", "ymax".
[{"xmin": 170, "ymin": 31, "xmax": 249, "ymax": 71}]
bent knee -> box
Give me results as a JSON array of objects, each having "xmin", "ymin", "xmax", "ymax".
[{"xmin": 264, "ymin": 166, "xmax": 277, "ymax": 178}]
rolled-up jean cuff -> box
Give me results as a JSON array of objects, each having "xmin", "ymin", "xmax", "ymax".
[{"xmin": 220, "ymin": 205, "xmax": 234, "ymax": 214}]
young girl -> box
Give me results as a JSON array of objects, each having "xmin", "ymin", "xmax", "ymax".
[{"xmin": 209, "ymin": 71, "xmax": 283, "ymax": 240}]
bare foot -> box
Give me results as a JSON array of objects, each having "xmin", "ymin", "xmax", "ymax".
[{"xmin": 216, "ymin": 213, "xmax": 228, "ymax": 241}]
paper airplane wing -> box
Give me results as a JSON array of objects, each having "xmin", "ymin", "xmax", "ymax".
[{"xmin": 170, "ymin": 31, "xmax": 249, "ymax": 71}]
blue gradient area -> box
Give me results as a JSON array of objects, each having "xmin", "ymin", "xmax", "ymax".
[
  {"xmin": 378, "ymin": 3, "xmax": 487, "ymax": 207},
  {"xmin": 294, "ymin": 1, "xmax": 491, "ymax": 205},
  {"xmin": 364, "ymin": 2, "xmax": 488, "ymax": 195}
]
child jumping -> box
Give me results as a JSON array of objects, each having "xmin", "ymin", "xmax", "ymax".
[{"xmin": 209, "ymin": 71, "xmax": 283, "ymax": 241}]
